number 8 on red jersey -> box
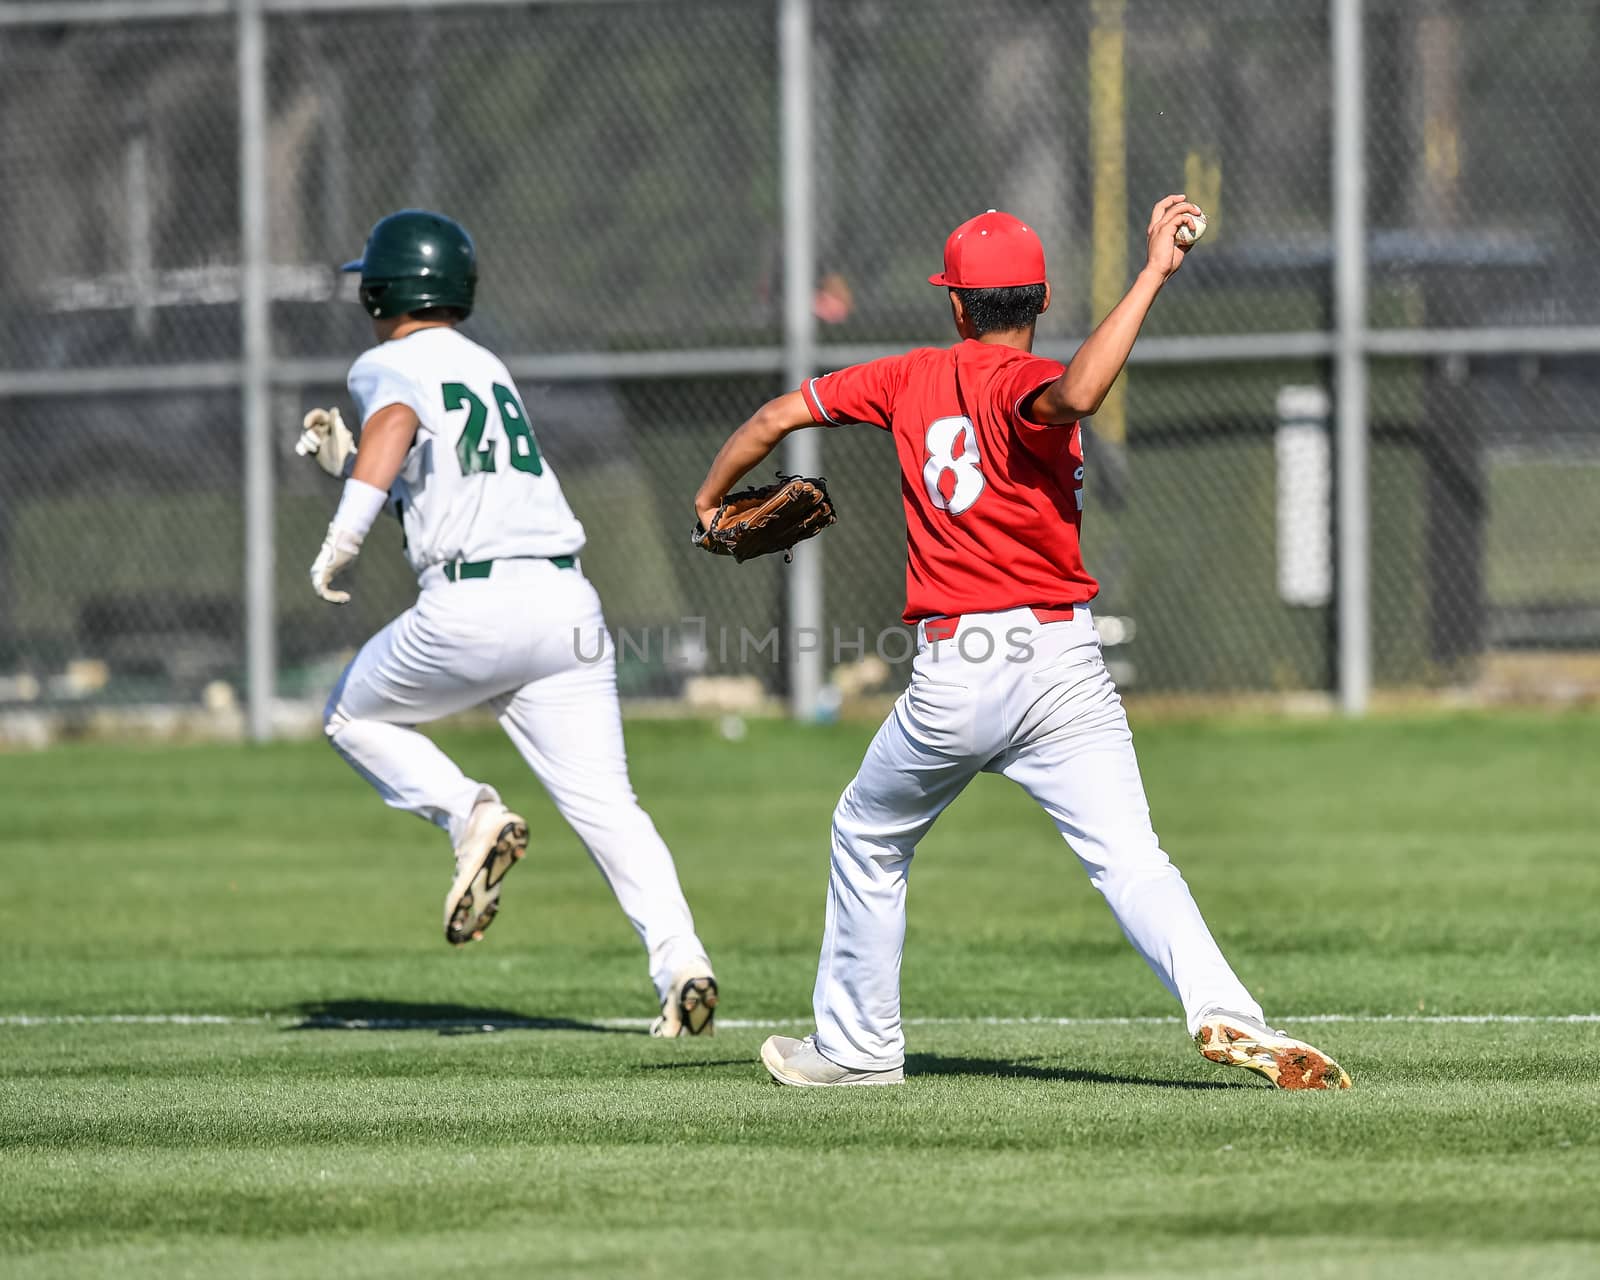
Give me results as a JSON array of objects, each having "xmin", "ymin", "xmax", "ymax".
[{"xmin": 923, "ymin": 415, "xmax": 984, "ymax": 515}]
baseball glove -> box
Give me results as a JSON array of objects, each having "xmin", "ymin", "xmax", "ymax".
[{"xmin": 693, "ymin": 473, "xmax": 837, "ymax": 563}]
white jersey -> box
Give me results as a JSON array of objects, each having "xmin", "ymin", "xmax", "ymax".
[{"xmin": 347, "ymin": 327, "xmax": 586, "ymax": 576}]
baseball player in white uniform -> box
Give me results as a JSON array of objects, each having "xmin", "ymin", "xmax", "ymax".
[
  {"xmin": 696, "ymin": 203, "xmax": 1351, "ymax": 1087},
  {"xmin": 296, "ymin": 209, "xmax": 717, "ymax": 1036}
]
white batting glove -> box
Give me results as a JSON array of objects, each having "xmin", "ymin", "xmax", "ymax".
[
  {"xmin": 309, "ymin": 524, "xmax": 364, "ymax": 605},
  {"xmin": 295, "ymin": 407, "xmax": 357, "ymax": 479}
]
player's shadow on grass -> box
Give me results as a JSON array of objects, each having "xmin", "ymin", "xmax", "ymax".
[
  {"xmin": 288, "ymin": 999, "xmax": 645, "ymax": 1037},
  {"xmin": 638, "ymin": 1052, "xmax": 1246, "ymax": 1088},
  {"xmin": 905, "ymin": 1053, "xmax": 1243, "ymax": 1090}
]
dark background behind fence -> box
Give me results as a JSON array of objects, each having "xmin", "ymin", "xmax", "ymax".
[{"xmin": 1, "ymin": 0, "xmax": 1596, "ymax": 720}]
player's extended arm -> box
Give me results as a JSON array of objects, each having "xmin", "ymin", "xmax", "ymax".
[
  {"xmin": 1028, "ymin": 195, "xmax": 1202, "ymax": 425},
  {"xmin": 348, "ymin": 404, "xmax": 418, "ymax": 491},
  {"xmin": 693, "ymin": 390, "xmax": 815, "ymax": 530},
  {"xmin": 309, "ymin": 404, "xmax": 420, "ymax": 604}
]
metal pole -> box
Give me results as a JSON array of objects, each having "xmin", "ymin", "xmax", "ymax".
[
  {"xmin": 9, "ymin": 322, "xmax": 1600, "ymax": 401},
  {"xmin": 779, "ymin": 0, "xmax": 822, "ymax": 720},
  {"xmin": 0, "ymin": 0, "xmax": 644, "ymax": 24},
  {"xmin": 1088, "ymin": 0, "xmax": 1128, "ymax": 446},
  {"xmin": 125, "ymin": 122, "xmax": 154, "ymax": 342},
  {"xmin": 1332, "ymin": 0, "xmax": 1369, "ymax": 714},
  {"xmin": 240, "ymin": 0, "xmax": 275, "ymax": 740}
]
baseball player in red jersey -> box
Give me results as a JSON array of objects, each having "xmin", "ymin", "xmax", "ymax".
[{"xmin": 695, "ymin": 198, "xmax": 1351, "ymax": 1090}]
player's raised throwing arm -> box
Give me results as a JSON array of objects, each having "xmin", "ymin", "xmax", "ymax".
[
  {"xmin": 693, "ymin": 389, "xmax": 816, "ymax": 530},
  {"xmin": 1027, "ymin": 195, "xmax": 1203, "ymax": 425}
]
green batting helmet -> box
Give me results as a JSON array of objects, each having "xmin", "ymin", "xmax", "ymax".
[{"xmin": 341, "ymin": 209, "xmax": 477, "ymax": 319}]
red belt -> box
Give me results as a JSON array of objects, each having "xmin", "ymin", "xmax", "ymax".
[{"xmin": 921, "ymin": 605, "xmax": 1075, "ymax": 643}]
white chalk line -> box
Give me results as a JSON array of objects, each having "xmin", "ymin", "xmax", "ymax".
[{"xmin": 4, "ymin": 1012, "xmax": 1600, "ymax": 1031}]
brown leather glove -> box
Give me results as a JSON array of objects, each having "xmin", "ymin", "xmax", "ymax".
[{"xmin": 692, "ymin": 473, "xmax": 837, "ymax": 564}]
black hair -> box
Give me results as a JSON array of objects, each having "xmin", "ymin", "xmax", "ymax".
[
  {"xmin": 408, "ymin": 305, "xmax": 469, "ymax": 324},
  {"xmin": 952, "ymin": 284, "xmax": 1047, "ymax": 336}
]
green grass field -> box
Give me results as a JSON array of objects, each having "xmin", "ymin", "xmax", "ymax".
[{"xmin": 3, "ymin": 713, "xmax": 1599, "ymax": 1278}]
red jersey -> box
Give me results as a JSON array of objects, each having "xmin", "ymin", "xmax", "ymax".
[{"xmin": 801, "ymin": 339, "xmax": 1097, "ymax": 623}]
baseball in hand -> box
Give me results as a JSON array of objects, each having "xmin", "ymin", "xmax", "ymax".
[{"xmin": 1175, "ymin": 210, "xmax": 1208, "ymax": 247}]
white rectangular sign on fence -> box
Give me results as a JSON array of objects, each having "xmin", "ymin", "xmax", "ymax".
[{"xmin": 1275, "ymin": 385, "xmax": 1333, "ymax": 608}]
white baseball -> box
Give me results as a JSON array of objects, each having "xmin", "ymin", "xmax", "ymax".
[{"xmin": 1175, "ymin": 210, "xmax": 1207, "ymax": 247}]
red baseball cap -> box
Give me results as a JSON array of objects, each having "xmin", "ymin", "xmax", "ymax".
[{"xmin": 928, "ymin": 210, "xmax": 1047, "ymax": 288}]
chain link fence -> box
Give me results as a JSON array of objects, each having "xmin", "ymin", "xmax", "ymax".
[{"xmin": 1, "ymin": 0, "xmax": 1597, "ymax": 736}]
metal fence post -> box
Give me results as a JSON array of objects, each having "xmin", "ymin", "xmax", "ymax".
[
  {"xmin": 1332, "ymin": 0, "xmax": 1369, "ymax": 715},
  {"xmin": 1088, "ymin": 0, "xmax": 1128, "ymax": 448},
  {"xmin": 239, "ymin": 0, "xmax": 275, "ymax": 739},
  {"xmin": 779, "ymin": 0, "xmax": 822, "ymax": 719}
]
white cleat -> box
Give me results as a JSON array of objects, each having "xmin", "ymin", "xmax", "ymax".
[
  {"xmin": 649, "ymin": 970, "xmax": 719, "ymax": 1037},
  {"xmin": 760, "ymin": 1034, "xmax": 904, "ymax": 1088},
  {"xmin": 1195, "ymin": 1008, "xmax": 1352, "ymax": 1090},
  {"xmin": 443, "ymin": 800, "xmax": 528, "ymax": 946}
]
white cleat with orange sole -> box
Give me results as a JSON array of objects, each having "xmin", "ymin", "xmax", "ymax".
[
  {"xmin": 444, "ymin": 800, "xmax": 528, "ymax": 946},
  {"xmin": 1195, "ymin": 1009, "xmax": 1352, "ymax": 1090}
]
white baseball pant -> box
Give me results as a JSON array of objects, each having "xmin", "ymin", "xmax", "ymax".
[
  {"xmin": 322, "ymin": 557, "xmax": 710, "ymax": 1001},
  {"xmin": 813, "ymin": 605, "xmax": 1263, "ymax": 1070}
]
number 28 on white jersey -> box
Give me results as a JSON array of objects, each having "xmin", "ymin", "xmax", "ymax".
[{"xmin": 347, "ymin": 326, "xmax": 586, "ymax": 575}]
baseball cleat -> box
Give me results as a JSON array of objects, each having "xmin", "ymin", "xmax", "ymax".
[
  {"xmin": 649, "ymin": 971, "xmax": 719, "ymax": 1037},
  {"xmin": 1195, "ymin": 1009, "xmax": 1352, "ymax": 1090},
  {"xmin": 444, "ymin": 801, "xmax": 528, "ymax": 946},
  {"xmin": 760, "ymin": 1034, "xmax": 904, "ymax": 1087}
]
